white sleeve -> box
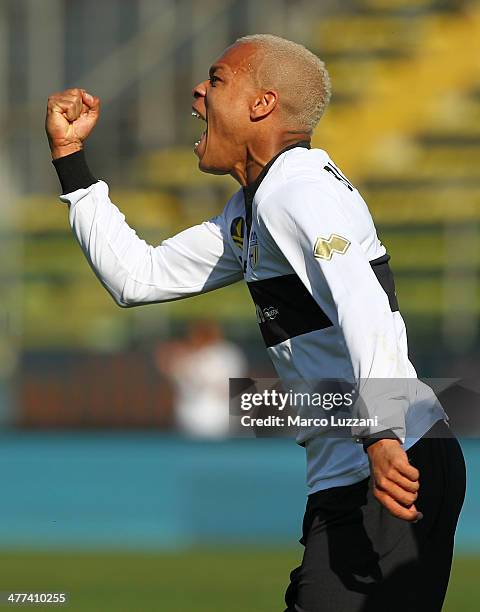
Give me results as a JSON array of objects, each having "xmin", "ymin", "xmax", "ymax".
[
  {"xmin": 60, "ymin": 180, "xmax": 243, "ymax": 307},
  {"xmin": 260, "ymin": 179, "xmax": 409, "ymax": 441}
]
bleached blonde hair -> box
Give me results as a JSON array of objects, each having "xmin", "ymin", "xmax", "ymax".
[{"xmin": 235, "ymin": 34, "xmax": 331, "ymax": 133}]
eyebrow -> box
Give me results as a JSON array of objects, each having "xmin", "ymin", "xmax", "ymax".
[{"xmin": 209, "ymin": 65, "xmax": 225, "ymax": 77}]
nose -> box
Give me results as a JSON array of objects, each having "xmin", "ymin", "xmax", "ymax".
[{"xmin": 192, "ymin": 80, "xmax": 208, "ymax": 99}]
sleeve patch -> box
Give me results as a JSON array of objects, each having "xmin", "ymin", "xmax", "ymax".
[{"xmin": 313, "ymin": 234, "xmax": 350, "ymax": 260}]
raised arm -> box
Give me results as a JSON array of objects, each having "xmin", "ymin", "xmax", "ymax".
[{"xmin": 46, "ymin": 89, "xmax": 242, "ymax": 306}]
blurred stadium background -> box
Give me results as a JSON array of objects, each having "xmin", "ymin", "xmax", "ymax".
[{"xmin": 0, "ymin": 0, "xmax": 480, "ymax": 609}]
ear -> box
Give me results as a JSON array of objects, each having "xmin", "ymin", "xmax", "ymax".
[{"xmin": 250, "ymin": 90, "xmax": 278, "ymax": 121}]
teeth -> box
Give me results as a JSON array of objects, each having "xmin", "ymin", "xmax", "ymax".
[
  {"xmin": 194, "ymin": 140, "xmax": 200, "ymax": 146},
  {"xmin": 191, "ymin": 111, "xmax": 201, "ymax": 119}
]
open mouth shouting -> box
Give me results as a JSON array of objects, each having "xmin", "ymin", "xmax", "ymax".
[{"xmin": 191, "ymin": 109, "xmax": 207, "ymax": 158}]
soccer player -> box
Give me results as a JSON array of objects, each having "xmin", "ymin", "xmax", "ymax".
[{"xmin": 45, "ymin": 35, "xmax": 465, "ymax": 611}]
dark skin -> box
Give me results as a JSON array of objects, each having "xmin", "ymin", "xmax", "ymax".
[{"xmin": 45, "ymin": 41, "xmax": 421, "ymax": 523}]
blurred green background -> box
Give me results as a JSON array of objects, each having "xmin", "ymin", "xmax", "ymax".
[
  {"xmin": 0, "ymin": 550, "xmax": 477, "ymax": 611},
  {"xmin": 1, "ymin": 0, "xmax": 480, "ymax": 609}
]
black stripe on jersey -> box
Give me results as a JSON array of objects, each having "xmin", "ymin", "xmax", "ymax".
[
  {"xmin": 247, "ymin": 274, "xmax": 333, "ymax": 348},
  {"xmin": 247, "ymin": 255, "xmax": 398, "ymax": 348},
  {"xmin": 370, "ymin": 253, "xmax": 399, "ymax": 312},
  {"xmin": 327, "ymin": 161, "xmax": 355, "ymax": 190},
  {"xmin": 323, "ymin": 163, "xmax": 354, "ymax": 191}
]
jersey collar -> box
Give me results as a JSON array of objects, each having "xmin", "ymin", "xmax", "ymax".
[
  {"xmin": 243, "ymin": 140, "xmax": 311, "ymax": 235},
  {"xmin": 243, "ymin": 140, "xmax": 311, "ymax": 201}
]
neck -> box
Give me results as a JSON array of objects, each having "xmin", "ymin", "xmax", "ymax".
[{"xmin": 230, "ymin": 132, "xmax": 311, "ymax": 187}]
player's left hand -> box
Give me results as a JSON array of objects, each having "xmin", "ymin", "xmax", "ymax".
[{"xmin": 367, "ymin": 439, "xmax": 422, "ymax": 522}]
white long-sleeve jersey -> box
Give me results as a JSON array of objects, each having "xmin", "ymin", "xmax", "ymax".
[{"xmin": 56, "ymin": 145, "xmax": 446, "ymax": 493}]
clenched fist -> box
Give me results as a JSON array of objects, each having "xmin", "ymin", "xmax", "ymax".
[{"xmin": 46, "ymin": 88, "xmax": 100, "ymax": 159}]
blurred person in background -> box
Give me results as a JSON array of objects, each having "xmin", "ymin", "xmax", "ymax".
[
  {"xmin": 45, "ymin": 34, "xmax": 465, "ymax": 612},
  {"xmin": 154, "ymin": 319, "xmax": 246, "ymax": 438}
]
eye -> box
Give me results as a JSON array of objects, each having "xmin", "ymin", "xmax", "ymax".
[{"xmin": 209, "ymin": 75, "xmax": 219, "ymax": 87}]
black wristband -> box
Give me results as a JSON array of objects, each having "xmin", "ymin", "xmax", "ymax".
[
  {"xmin": 52, "ymin": 149, "xmax": 97, "ymax": 194},
  {"xmin": 361, "ymin": 429, "xmax": 401, "ymax": 453}
]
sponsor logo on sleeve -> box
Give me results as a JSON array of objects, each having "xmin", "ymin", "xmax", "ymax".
[{"xmin": 313, "ymin": 234, "xmax": 350, "ymax": 260}]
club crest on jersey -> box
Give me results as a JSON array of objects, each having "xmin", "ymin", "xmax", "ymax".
[
  {"xmin": 248, "ymin": 231, "xmax": 259, "ymax": 269},
  {"xmin": 230, "ymin": 216, "xmax": 245, "ymax": 250},
  {"xmin": 314, "ymin": 234, "xmax": 350, "ymax": 260}
]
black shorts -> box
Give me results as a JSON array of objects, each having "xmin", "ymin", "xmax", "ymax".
[{"xmin": 285, "ymin": 420, "xmax": 466, "ymax": 612}]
